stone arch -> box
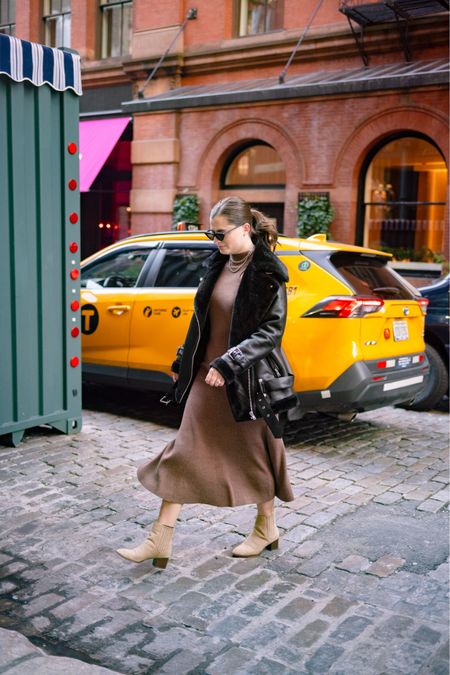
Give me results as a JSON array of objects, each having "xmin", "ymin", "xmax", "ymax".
[
  {"xmin": 335, "ymin": 105, "xmax": 448, "ymax": 189},
  {"xmin": 332, "ymin": 105, "xmax": 449, "ymax": 244},
  {"xmin": 196, "ymin": 118, "xmax": 304, "ymax": 235}
]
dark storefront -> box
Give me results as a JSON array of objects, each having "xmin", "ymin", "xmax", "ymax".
[{"xmin": 79, "ymin": 84, "xmax": 132, "ymax": 259}]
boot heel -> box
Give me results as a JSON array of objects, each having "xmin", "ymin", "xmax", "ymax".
[
  {"xmin": 266, "ymin": 540, "xmax": 279, "ymax": 551},
  {"xmin": 153, "ymin": 557, "xmax": 169, "ymax": 569}
]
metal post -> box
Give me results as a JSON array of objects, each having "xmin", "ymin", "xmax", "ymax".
[
  {"xmin": 278, "ymin": 0, "xmax": 326, "ymax": 84},
  {"xmin": 137, "ymin": 8, "xmax": 198, "ymax": 99}
]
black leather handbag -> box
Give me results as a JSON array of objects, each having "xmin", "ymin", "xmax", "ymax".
[{"xmin": 254, "ymin": 347, "xmax": 297, "ymax": 437}]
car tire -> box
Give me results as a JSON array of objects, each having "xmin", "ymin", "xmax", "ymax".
[{"xmin": 400, "ymin": 344, "xmax": 448, "ymax": 411}]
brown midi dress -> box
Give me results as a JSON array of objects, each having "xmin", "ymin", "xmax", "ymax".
[{"xmin": 137, "ymin": 255, "xmax": 294, "ymax": 507}]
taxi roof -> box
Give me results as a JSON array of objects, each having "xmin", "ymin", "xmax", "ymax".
[
  {"xmin": 122, "ymin": 231, "xmax": 391, "ymax": 256},
  {"xmin": 82, "ymin": 230, "xmax": 391, "ymax": 265}
]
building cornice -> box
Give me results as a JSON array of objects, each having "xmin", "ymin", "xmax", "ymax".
[
  {"xmin": 81, "ymin": 58, "xmax": 133, "ymax": 88},
  {"xmin": 81, "ymin": 15, "xmax": 448, "ymax": 90},
  {"xmin": 180, "ymin": 18, "xmax": 448, "ymax": 77}
]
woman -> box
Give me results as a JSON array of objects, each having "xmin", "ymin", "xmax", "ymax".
[{"xmin": 117, "ymin": 196, "xmax": 294, "ymax": 568}]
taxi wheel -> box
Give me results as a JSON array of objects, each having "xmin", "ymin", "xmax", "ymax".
[{"xmin": 399, "ymin": 344, "xmax": 448, "ymax": 412}]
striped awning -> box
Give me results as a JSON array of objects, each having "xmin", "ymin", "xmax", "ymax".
[{"xmin": 0, "ymin": 33, "xmax": 82, "ymax": 96}]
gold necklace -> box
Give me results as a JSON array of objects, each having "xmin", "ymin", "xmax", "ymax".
[{"xmin": 228, "ymin": 248, "xmax": 254, "ymax": 273}]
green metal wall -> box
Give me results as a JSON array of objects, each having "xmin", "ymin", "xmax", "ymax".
[{"xmin": 0, "ymin": 77, "xmax": 81, "ymax": 446}]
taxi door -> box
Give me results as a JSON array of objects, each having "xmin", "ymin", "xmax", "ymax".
[
  {"xmin": 128, "ymin": 244, "xmax": 214, "ymax": 378},
  {"xmin": 80, "ymin": 245, "xmax": 155, "ymax": 372}
]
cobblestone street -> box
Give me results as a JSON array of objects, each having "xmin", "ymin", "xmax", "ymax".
[{"xmin": 0, "ymin": 387, "xmax": 448, "ymax": 674}]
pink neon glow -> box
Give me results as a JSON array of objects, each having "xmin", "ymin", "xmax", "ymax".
[{"xmin": 79, "ymin": 117, "xmax": 130, "ymax": 192}]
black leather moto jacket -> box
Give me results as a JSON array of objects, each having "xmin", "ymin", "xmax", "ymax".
[{"xmin": 171, "ymin": 238, "xmax": 290, "ymax": 423}]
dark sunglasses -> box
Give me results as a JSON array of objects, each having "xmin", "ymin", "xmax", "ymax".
[{"xmin": 204, "ymin": 224, "xmax": 242, "ymax": 241}]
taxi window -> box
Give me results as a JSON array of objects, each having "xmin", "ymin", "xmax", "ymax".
[
  {"xmin": 81, "ymin": 249, "xmax": 150, "ymax": 289},
  {"xmin": 330, "ymin": 252, "xmax": 417, "ymax": 300},
  {"xmin": 154, "ymin": 248, "xmax": 212, "ymax": 288}
]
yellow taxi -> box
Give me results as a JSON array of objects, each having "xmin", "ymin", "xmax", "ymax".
[{"xmin": 80, "ymin": 231, "xmax": 429, "ymax": 417}]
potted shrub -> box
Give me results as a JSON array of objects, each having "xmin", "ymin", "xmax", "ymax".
[
  {"xmin": 172, "ymin": 194, "xmax": 200, "ymax": 230},
  {"xmin": 297, "ymin": 194, "xmax": 334, "ymax": 239}
]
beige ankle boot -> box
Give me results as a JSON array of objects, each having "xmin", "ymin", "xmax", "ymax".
[
  {"xmin": 116, "ymin": 521, "xmax": 174, "ymax": 568},
  {"xmin": 232, "ymin": 513, "xmax": 279, "ymax": 557}
]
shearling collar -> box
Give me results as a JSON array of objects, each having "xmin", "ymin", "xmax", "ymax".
[{"xmin": 207, "ymin": 238, "xmax": 288, "ymax": 284}]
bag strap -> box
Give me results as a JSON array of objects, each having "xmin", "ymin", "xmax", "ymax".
[
  {"xmin": 160, "ymin": 381, "xmax": 177, "ymax": 406},
  {"xmin": 255, "ymin": 388, "xmax": 285, "ymax": 438}
]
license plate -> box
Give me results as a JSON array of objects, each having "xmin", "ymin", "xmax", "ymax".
[
  {"xmin": 397, "ymin": 356, "xmax": 412, "ymax": 368},
  {"xmin": 393, "ymin": 320, "xmax": 409, "ymax": 341}
]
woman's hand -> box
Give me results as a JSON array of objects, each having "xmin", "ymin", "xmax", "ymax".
[
  {"xmin": 171, "ymin": 372, "xmax": 179, "ymax": 382},
  {"xmin": 205, "ymin": 367, "xmax": 225, "ymax": 387}
]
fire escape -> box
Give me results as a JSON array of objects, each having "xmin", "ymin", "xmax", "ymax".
[{"xmin": 339, "ymin": 0, "xmax": 449, "ymax": 65}]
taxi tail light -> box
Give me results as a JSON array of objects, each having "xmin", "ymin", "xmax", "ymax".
[
  {"xmin": 303, "ymin": 296, "xmax": 384, "ymax": 318},
  {"xmin": 376, "ymin": 359, "xmax": 395, "ymax": 369},
  {"xmin": 418, "ymin": 298, "xmax": 429, "ymax": 315},
  {"xmin": 377, "ymin": 354, "xmax": 425, "ymax": 369}
]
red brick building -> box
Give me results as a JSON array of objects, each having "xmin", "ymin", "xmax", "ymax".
[{"xmin": 8, "ymin": 0, "xmax": 449, "ymax": 263}]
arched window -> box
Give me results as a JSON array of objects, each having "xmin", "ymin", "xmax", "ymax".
[
  {"xmin": 221, "ymin": 142, "xmax": 285, "ymax": 189},
  {"xmin": 358, "ymin": 134, "xmax": 447, "ymax": 262}
]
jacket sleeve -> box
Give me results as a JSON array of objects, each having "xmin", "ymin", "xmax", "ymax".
[{"xmin": 210, "ymin": 283, "xmax": 287, "ymax": 384}]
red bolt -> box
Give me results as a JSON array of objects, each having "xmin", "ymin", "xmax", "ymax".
[
  {"xmin": 71, "ymin": 300, "xmax": 80, "ymax": 311},
  {"xmin": 68, "ymin": 179, "xmax": 77, "ymax": 191},
  {"xmin": 69, "ymin": 212, "xmax": 79, "ymax": 224},
  {"xmin": 68, "ymin": 142, "xmax": 77, "ymax": 154},
  {"xmin": 70, "ymin": 242, "xmax": 79, "ymax": 253},
  {"xmin": 71, "ymin": 327, "xmax": 80, "ymax": 338},
  {"xmin": 70, "ymin": 356, "xmax": 79, "ymax": 368},
  {"xmin": 70, "ymin": 269, "xmax": 79, "ymax": 280}
]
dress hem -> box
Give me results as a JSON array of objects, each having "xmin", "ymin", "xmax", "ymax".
[{"xmin": 137, "ymin": 480, "xmax": 294, "ymax": 508}]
